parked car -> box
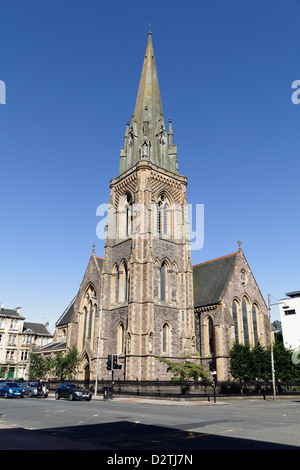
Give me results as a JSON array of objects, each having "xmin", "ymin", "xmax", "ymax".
[
  {"xmin": 21, "ymin": 381, "xmax": 49, "ymax": 398},
  {"xmin": 55, "ymin": 383, "xmax": 92, "ymax": 401},
  {"xmin": 0, "ymin": 382, "xmax": 25, "ymax": 398}
]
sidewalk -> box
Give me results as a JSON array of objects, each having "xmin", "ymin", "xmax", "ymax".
[
  {"xmin": 99, "ymin": 396, "xmax": 220, "ymax": 405},
  {"xmin": 49, "ymin": 391, "xmax": 220, "ymax": 405}
]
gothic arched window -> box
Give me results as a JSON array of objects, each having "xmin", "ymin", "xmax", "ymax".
[
  {"xmin": 111, "ymin": 264, "xmax": 119, "ymax": 305},
  {"xmin": 125, "ymin": 193, "xmax": 133, "ymax": 237},
  {"xmin": 160, "ymin": 262, "xmax": 167, "ymax": 301},
  {"xmin": 117, "ymin": 322, "xmax": 125, "ymax": 354},
  {"xmin": 119, "ymin": 260, "xmax": 128, "ymax": 303},
  {"xmin": 208, "ymin": 316, "xmax": 214, "ymax": 355},
  {"xmin": 232, "ymin": 300, "xmax": 239, "ymax": 343},
  {"xmin": 118, "ymin": 192, "xmax": 133, "ymax": 240},
  {"xmin": 242, "ymin": 298, "xmax": 249, "ymax": 345},
  {"xmin": 162, "ymin": 323, "xmax": 170, "ymax": 354},
  {"xmin": 124, "ymin": 264, "xmax": 128, "ymax": 302},
  {"xmin": 80, "ymin": 284, "xmax": 98, "ymax": 350},
  {"xmin": 252, "ymin": 304, "xmax": 258, "ymax": 345},
  {"xmin": 88, "ymin": 302, "xmax": 93, "ymax": 339},
  {"xmin": 82, "ymin": 306, "xmax": 87, "ymax": 348},
  {"xmin": 157, "ymin": 195, "xmax": 168, "ymax": 236}
]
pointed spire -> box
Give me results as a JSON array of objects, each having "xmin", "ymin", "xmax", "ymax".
[
  {"xmin": 133, "ymin": 31, "xmax": 163, "ymax": 133},
  {"xmin": 119, "ymin": 32, "xmax": 178, "ymax": 175}
]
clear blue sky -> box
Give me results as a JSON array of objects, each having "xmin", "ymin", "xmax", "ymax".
[{"xmin": 1, "ymin": 0, "xmax": 299, "ymax": 332}]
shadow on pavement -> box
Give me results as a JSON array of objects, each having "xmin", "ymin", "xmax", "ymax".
[{"xmin": 0, "ymin": 420, "xmax": 299, "ymax": 451}]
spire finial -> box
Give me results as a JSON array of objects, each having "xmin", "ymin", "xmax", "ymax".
[
  {"xmin": 238, "ymin": 240, "xmax": 242, "ymax": 252},
  {"xmin": 148, "ymin": 23, "xmax": 152, "ymax": 34},
  {"xmin": 92, "ymin": 243, "xmax": 95, "ymax": 254}
]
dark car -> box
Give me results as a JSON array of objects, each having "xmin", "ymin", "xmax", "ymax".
[
  {"xmin": 0, "ymin": 382, "xmax": 25, "ymax": 398},
  {"xmin": 55, "ymin": 383, "xmax": 92, "ymax": 401},
  {"xmin": 22, "ymin": 381, "xmax": 49, "ymax": 398}
]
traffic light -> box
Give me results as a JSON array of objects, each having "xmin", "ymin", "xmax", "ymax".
[
  {"xmin": 112, "ymin": 354, "xmax": 118, "ymax": 369},
  {"xmin": 107, "ymin": 354, "xmax": 122, "ymax": 370},
  {"xmin": 209, "ymin": 359, "xmax": 216, "ymax": 372},
  {"xmin": 106, "ymin": 355, "xmax": 112, "ymax": 370}
]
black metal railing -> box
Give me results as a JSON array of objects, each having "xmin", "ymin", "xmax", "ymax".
[{"xmin": 43, "ymin": 378, "xmax": 300, "ymax": 400}]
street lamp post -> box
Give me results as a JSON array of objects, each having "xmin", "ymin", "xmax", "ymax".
[
  {"xmin": 268, "ymin": 296, "xmax": 289, "ymax": 402},
  {"xmin": 268, "ymin": 294, "xmax": 276, "ymax": 401}
]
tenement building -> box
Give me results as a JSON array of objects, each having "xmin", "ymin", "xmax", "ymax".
[
  {"xmin": 0, "ymin": 305, "xmax": 53, "ymax": 379},
  {"xmin": 43, "ymin": 33, "xmax": 270, "ymax": 382}
]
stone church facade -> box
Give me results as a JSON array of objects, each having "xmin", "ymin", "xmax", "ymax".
[{"xmin": 44, "ymin": 33, "xmax": 271, "ymax": 382}]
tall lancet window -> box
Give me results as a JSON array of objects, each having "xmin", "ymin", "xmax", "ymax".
[
  {"xmin": 125, "ymin": 193, "xmax": 132, "ymax": 237},
  {"xmin": 242, "ymin": 298, "xmax": 249, "ymax": 345},
  {"xmin": 81, "ymin": 285, "xmax": 98, "ymax": 350},
  {"xmin": 252, "ymin": 304, "xmax": 258, "ymax": 345},
  {"xmin": 232, "ymin": 300, "xmax": 239, "ymax": 343},
  {"xmin": 157, "ymin": 195, "xmax": 168, "ymax": 236},
  {"xmin": 124, "ymin": 264, "xmax": 128, "ymax": 302},
  {"xmin": 208, "ymin": 317, "xmax": 214, "ymax": 355},
  {"xmin": 160, "ymin": 262, "xmax": 167, "ymax": 301},
  {"xmin": 82, "ymin": 307, "xmax": 87, "ymax": 348},
  {"xmin": 117, "ymin": 322, "xmax": 125, "ymax": 354},
  {"xmin": 111, "ymin": 264, "xmax": 119, "ymax": 305},
  {"xmin": 162, "ymin": 323, "xmax": 170, "ymax": 354},
  {"xmin": 88, "ymin": 302, "xmax": 93, "ymax": 339},
  {"xmin": 119, "ymin": 260, "xmax": 128, "ymax": 303}
]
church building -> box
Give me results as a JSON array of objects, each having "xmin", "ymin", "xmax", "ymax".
[{"xmin": 43, "ymin": 32, "xmax": 271, "ymax": 382}]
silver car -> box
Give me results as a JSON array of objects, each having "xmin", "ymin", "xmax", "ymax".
[{"xmin": 22, "ymin": 381, "xmax": 49, "ymax": 398}]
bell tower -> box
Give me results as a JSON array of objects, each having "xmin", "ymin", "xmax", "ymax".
[{"xmin": 100, "ymin": 32, "xmax": 196, "ymax": 380}]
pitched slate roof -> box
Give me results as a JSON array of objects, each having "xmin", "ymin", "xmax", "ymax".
[
  {"xmin": 95, "ymin": 256, "xmax": 104, "ymax": 272},
  {"xmin": 55, "ymin": 297, "xmax": 76, "ymax": 327},
  {"xmin": 54, "ymin": 254, "xmax": 104, "ymax": 329},
  {"xmin": 23, "ymin": 322, "xmax": 52, "ymax": 336},
  {"xmin": 36, "ymin": 341, "xmax": 66, "ymax": 353},
  {"xmin": 193, "ymin": 252, "xmax": 238, "ymax": 308},
  {"xmin": 0, "ymin": 307, "xmax": 25, "ymax": 320}
]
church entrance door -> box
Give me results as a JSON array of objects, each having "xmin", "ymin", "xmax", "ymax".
[{"xmin": 84, "ymin": 364, "xmax": 90, "ymax": 382}]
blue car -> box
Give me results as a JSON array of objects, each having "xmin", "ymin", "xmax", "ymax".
[{"xmin": 0, "ymin": 382, "xmax": 25, "ymax": 398}]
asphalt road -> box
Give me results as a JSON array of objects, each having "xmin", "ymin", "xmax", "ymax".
[{"xmin": 0, "ymin": 395, "xmax": 300, "ymax": 452}]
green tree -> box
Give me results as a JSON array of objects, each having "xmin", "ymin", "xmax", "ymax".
[
  {"xmin": 272, "ymin": 320, "xmax": 281, "ymax": 330},
  {"xmin": 229, "ymin": 339, "xmax": 300, "ymax": 383},
  {"xmin": 157, "ymin": 356, "xmax": 209, "ymax": 394},
  {"xmin": 271, "ymin": 340, "xmax": 300, "ymax": 382},
  {"xmin": 52, "ymin": 346, "xmax": 80, "ymax": 380},
  {"xmin": 251, "ymin": 342, "xmax": 270, "ymax": 381},
  {"xmin": 29, "ymin": 353, "xmax": 53, "ymax": 380},
  {"xmin": 229, "ymin": 342, "xmax": 254, "ymax": 382}
]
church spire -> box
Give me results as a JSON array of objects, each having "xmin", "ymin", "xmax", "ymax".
[
  {"xmin": 133, "ymin": 31, "xmax": 163, "ymax": 134},
  {"xmin": 119, "ymin": 33, "xmax": 178, "ymax": 175}
]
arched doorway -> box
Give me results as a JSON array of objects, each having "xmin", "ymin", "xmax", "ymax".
[
  {"xmin": 80, "ymin": 352, "xmax": 91, "ymax": 383},
  {"xmin": 84, "ymin": 363, "xmax": 90, "ymax": 382}
]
